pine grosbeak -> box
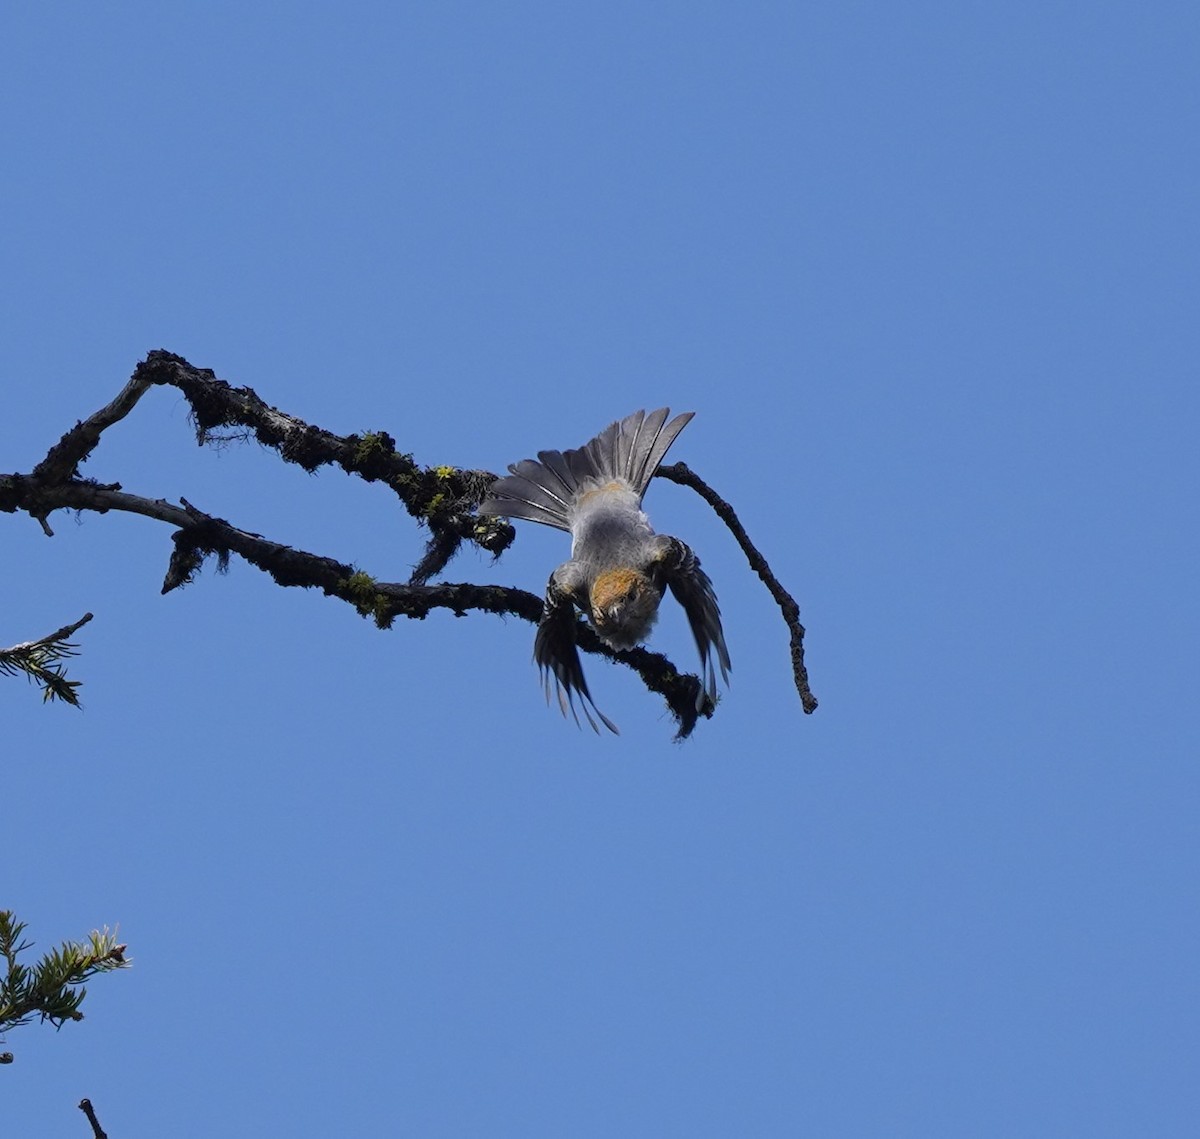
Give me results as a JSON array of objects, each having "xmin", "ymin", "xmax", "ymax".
[{"xmin": 478, "ymin": 408, "xmax": 730, "ymax": 732}]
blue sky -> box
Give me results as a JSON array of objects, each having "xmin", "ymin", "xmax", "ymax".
[{"xmin": 3, "ymin": 2, "xmax": 1197, "ymax": 1134}]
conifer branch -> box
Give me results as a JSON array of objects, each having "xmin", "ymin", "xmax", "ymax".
[
  {"xmin": 0, "ymin": 613, "xmax": 93, "ymax": 706},
  {"xmin": 0, "ymin": 912, "xmax": 128, "ymax": 1052}
]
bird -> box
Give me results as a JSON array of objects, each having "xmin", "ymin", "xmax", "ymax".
[{"xmin": 478, "ymin": 408, "xmax": 731, "ymax": 732}]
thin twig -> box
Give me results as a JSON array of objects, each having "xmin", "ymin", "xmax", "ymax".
[
  {"xmin": 1, "ymin": 613, "xmax": 94, "ymax": 655},
  {"xmin": 78, "ymin": 1099, "xmax": 108, "ymax": 1139},
  {"xmin": 657, "ymin": 461, "xmax": 817, "ymax": 714}
]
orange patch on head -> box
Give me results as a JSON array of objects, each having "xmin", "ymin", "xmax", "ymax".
[{"xmin": 591, "ymin": 567, "xmax": 645, "ymax": 611}]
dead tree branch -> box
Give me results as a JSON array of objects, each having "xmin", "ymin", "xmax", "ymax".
[
  {"xmin": 1, "ymin": 351, "xmax": 814, "ymax": 737},
  {"xmin": 130, "ymin": 350, "xmax": 513, "ymax": 581},
  {"xmin": 78, "ymin": 1099, "xmax": 108, "ymax": 1139},
  {"xmin": 657, "ymin": 462, "xmax": 818, "ymax": 714}
]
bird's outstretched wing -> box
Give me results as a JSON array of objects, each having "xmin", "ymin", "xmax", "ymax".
[
  {"xmin": 656, "ymin": 537, "xmax": 732, "ymax": 706},
  {"xmin": 534, "ymin": 573, "xmax": 619, "ymax": 734}
]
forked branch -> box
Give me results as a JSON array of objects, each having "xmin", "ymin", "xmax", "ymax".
[{"xmin": 0, "ymin": 352, "xmax": 815, "ymax": 736}]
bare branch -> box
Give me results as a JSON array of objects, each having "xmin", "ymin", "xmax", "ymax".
[
  {"xmin": 130, "ymin": 350, "xmax": 514, "ymax": 576},
  {"xmin": 78, "ymin": 1099, "xmax": 108, "ymax": 1139},
  {"xmin": 4, "ymin": 612, "xmax": 95, "ymax": 652},
  {"xmin": 1, "ymin": 351, "xmax": 813, "ymax": 735},
  {"xmin": 0, "ymin": 474, "xmax": 716, "ymax": 734},
  {"xmin": 33, "ymin": 376, "xmax": 155, "ymax": 486},
  {"xmin": 657, "ymin": 461, "xmax": 817, "ymax": 714}
]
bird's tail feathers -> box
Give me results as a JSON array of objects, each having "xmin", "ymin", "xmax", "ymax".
[
  {"xmin": 581, "ymin": 407, "xmax": 694, "ymax": 497},
  {"xmin": 478, "ymin": 408, "xmax": 694, "ymax": 531},
  {"xmin": 479, "ymin": 458, "xmax": 576, "ymax": 531}
]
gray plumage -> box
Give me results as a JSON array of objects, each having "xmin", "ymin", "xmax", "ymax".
[
  {"xmin": 479, "ymin": 408, "xmax": 730, "ymax": 732},
  {"xmin": 480, "ymin": 408, "xmax": 695, "ymax": 533}
]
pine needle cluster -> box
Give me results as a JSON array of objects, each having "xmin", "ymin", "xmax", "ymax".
[{"xmin": 0, "ymin": 911, "xmax": 129, "ymax": 1061}]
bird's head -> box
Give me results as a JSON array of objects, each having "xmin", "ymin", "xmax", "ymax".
[{"xmin": 589, "ymin": 567, "xmax": 662, "ymax": 650}]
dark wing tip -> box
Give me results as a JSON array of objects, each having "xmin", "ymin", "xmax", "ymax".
[
  {"xmin": 658, "ymin": 537, "xmax": 731, "ymax": 708},
  {"xmin": 534, "ymin": 574, "xmax": 620, "ymax": 735}
]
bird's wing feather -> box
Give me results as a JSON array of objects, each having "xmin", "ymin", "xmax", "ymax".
[
  {"xmin": 656, "ymin": 537, "xmax": 731, "ymax": 706},
  {"xmin": 534, "ymin": 571, "xmax": 619, "ymax": 734}
]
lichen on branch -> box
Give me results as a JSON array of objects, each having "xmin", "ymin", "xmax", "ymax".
[{"xmin": 0, "ymin": 351, "xmax": 815, "ymax": 736}]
